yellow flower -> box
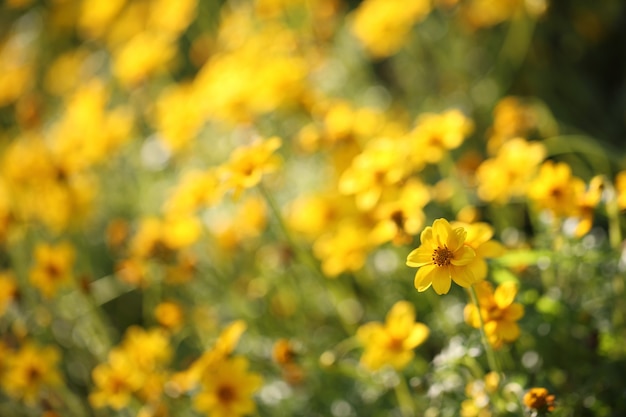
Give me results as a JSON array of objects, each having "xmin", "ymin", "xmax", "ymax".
[
  {"xmin": 121, "ymin": 326, "xmax": 172, "ymax": 372},
  {"xmin": 194, "ymin": 356, "xmax": 263, "ymax": 417},
  {"xmin": 357, "ymin": 301, "xmax": 429, "ymax": 371},
  {"xmin": 313, "ymin": 220, "xmax": 373, "ymax": 277},
  {"xmin": 527, "ymin": 161, "xmax": 586, "ymax": 218},
  {"xmin": 338, "ymin": 137, "xmax": 408, "ymax": 211},
  {"xmin": 523, "ymin": 387, "xmax": 556, "ymax": 413},
  {"xmin": 351, "ymin": 0, "xmax": 431, "ymax": 58},
  {"xmin": 451, "ymin": 221, "xmax": 505, "ymax": 282},
  {"xmin": 476, "ymin": 138, "xmax": 546, "ymax": 204},
  {"xmin": 29, "ymin": 241, "xmax": 75, "ymax": 298},
  {"xmin": 220, "ymin": 136, "xmax": 282, "ymax": 198},
  {"xmin": 90, "ymin": 349, "xmax": 145, "ymax": 410},
  {"xmin": 155, "ymin": 301, "xmax": 184, "ymax": 332},
  {"xmin": 2, "ymin": 343, "xmax": 63, "ymax": 405},
  {"xmin": 464, "ymin": 281, "xmax": 524, "ymax": 349},
  {"xmin": 408, "ymin": 109, "xmax": 474, "ymax": 165},
  {"xmin": 573, "ymin": 175, "xmax": 604, "ymax": 237},
  {"xmin": 369, "ymin": 178, "xmax": 430, "ymax": 246},
  {"xmin": 616, "ymin": 171, "xmax": 626, "ymax": 210},
  {"xmin": 406, "ymin": 218, "xmax": 477, "ymax": 295},
  {"xmin": 0, "ymin": 271, "xmax": 18, "ymax": 317}
]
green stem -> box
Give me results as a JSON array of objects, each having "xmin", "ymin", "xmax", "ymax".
[
  {"xmin": 394, "ymin": 374, "xmax": 417, "ymax": 417},
  {"xmin": 468, "ymin": 285, "xmax": 501, "ymax": 376},
  {"xmin": 604, "ymin": 175, "xmax": 623, "ymax": 250}
]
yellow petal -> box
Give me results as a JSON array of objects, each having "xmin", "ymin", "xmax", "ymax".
[
  {"xmin": 387, "ymin": 301, "xmax": 415, "ymax": 336},
  {"xmin": 414, "ymin": 265, "xmax": 436, "ymax": 291},
  {"xmin": 406, "ymin": 247, "xmax": 434, "ymax": 267},
  {"xmin": 403, "ymin": 323, "xmax": 429, "ymax": 349},
  {"xmin": 432, "ymin": 218, "xmax": 451, "ymax": 248},
  {"xmin": 431, "ymin": 267, "xmax": 452, "ymax": 294},
  {"xmin": 494, "ymin": 281, "xmax": 518, "ymax": 309},
  {"xmin": 451, "ymin": 265, "xmax": 473, "ymax": 287},
  {"xmin": 503, "ymin": 303, "xmax": 524, "ymax": 321},
  {"xmin": 357, "ymin": 322, "xmax": 384, "ymax": 344},
  {"xmin": 451, "ymin": 245, "xmax": 475, "ymax": 266},
  {"xmin": 448, "ymin": 226, "xmax": 467, "ymax": 251},
  {"xmin": 477, "ymin": 240, "xmax": 506, "ymax": 258}
]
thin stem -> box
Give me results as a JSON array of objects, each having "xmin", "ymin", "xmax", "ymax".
[
  {"xmin": 394, "ymin": 374, "xmax": 417, "ymax": 417},
  {"xmin": 603, "ymin": 175, "xmax": 623, "ymax": 250},
  {"xmin": 468, "ymin": 284, "xmax": 501, "ymax": 376}
]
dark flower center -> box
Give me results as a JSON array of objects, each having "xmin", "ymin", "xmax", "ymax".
[{"xmin": 432, "ymin": 246, "xmax": 453, "ymax": 267}]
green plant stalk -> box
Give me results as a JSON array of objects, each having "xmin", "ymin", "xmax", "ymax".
[
  {"xmin": 603, "ymin": 175, "xmax": 623, "ymax": 250},
  {"xmin": 468, "ymin": 285, "xmax": 501, "ymax": 376},
  {"xmin": 394, "ymin": 374, "xmax": 417, "ymax": 417}
]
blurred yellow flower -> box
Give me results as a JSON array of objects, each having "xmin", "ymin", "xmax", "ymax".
[
  {"xmin": 313, "ymin": 221, "xmax": 373, "ymax": 277},
  {"xmin": 0, "ymin": 271, "xmax": 17, "ymax": 317},
  {"xmin": 461, "ymin": 372, "xmax": 500, "ymax": 417},
  {"xmin": 2, "ymin": 343, "xmax": 62, "ymax": 405},
  {"xmin": 90, "ymin": 349, "xmax": 145, "ymax": 410},
  {"xmin": 476, "ymin": 138, "xmax": 546, "ymax": 204},
  {"xmin": 523, "ymin": 387, "xmax": 556, "ymax": 413},
  {"xmin": 194, "ymin": 355, "xmax": 263, "ymax": 417},
  {"xmin": 406, "ymin": 218, "xmax": 477, "ymax": 294},
  {"xmin": 616, "ymin": 171, "xmax": 626, "ymax": 210},
  {"xmin": 573, "ymin": 176, "xmax": 604, "ymax": 237},
  {"xmin": 113, "ymin": 32, "xmax": 176, "ymax": 87},
  {"xmin": 29, "ymin": 241, "xmax": 75, "ymax": 298},
  {"xmin": 221, "ymin": 137, "xmax": 282, "ymax": 198},
  {"xmin": 351, "ymin": 0, "xmax": 431, "ymax": 58},
  {"xmin": 339, "ymin": 137, "xmax": 408, "ymax": 211},
  {"xmin": 527, "ymin": 160, "xmax": 585, "ymax": 218},
  {"xmin": 122, "ymin": 326, "xmax": 172, "ymax": 372},
  {"xmin": 155, "ymin": 301, "xmax": 185, "ymax": 332},
  {"xmin": 357, "ymin": 300, "xmax": 429, "ymax": 371},
  {"xmin": 451, "ymin": 221, "xmax": 505, "ymax": 282},
  {"xmin": 408, "ymin": 109, "xmax": 474, "ymax": 165},
  {"xmin": 369, "ymin": 178, "xmax": 430, "ymax": 246},
  {"xmin": 465, "ymin": 281, "xmax": 524, "ymax": 349}
]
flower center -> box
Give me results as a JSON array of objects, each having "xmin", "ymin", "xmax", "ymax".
[
  {"xmin": 432, "ymin": 246, "xmax": 453, "ymax": 267},
  {"xmin": 217, "ymin": 384, "xmax": 236, "ymax": 404}
]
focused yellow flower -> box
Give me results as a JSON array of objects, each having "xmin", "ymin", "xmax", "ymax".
[
  {"xmin": 194, "ymin": 356, "xmax": 263, "ymax": 417},
  {"xmin": 464, "ymin": 281, "xmax": 524, "ymax": 349},
  {"xmin": 406, "ymin": 218, "xmax": 477, "ymax": 294},
  {"xmin": 357, "ymin": 300, "xmax": 429, "ymax": 371},
  {"xmin": 2, "ymin": 343, "xmax": 63, "ymax": 405}
]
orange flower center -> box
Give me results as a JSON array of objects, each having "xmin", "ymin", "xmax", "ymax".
[
  {"xmin": 432, "ymin": 246, "xmax": 453, "ymax": 267},
  {"xmin": 217, "ymin": 384, "xmax": 236, "ymax": 404}
]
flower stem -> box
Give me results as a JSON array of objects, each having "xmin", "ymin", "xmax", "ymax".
[
  {"xmin": 394, "ymin": 374, "xmax": 417, "ymax": 417},
  {"xmin": 468, "ymin": 285, "xmax": 501, "ymax": 376}
]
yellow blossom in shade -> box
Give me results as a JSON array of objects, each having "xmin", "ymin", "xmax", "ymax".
[
  {"xmin": 0, "ymin": 271, "xmax": 18, "ymax": 317},
  {"xmin": 369, "ymin": 178, "xmax": 431, "ymax": 246},
  {"xmin": 357, "ymin": 301, "xmax": 429, "ymax": 371},
  {"xmin": 573, "ymin": 176, "xmax": 604, "ymax": 237},
  {"xmin": 476, "ymin": 138, "xmax": 546, "ymax": 204},
  {"xmin": 90, "ymin": 349, "xmax": 145, "ymax": 410},
  {"xmin": 220, "ymin": 137, "xmax": 282, "ymax": 198},
  {"xmin": 464, "ymin": 281, "xmax": 524, "ymax": 349},
  {"xmin": 155, "ymin": 301, "xmax": 184, "ymax": 332},
  {"xmin": 406, "ymin": 218, "xmax": 477, "ymax": 295},
  {"xmin": 407, "ymin": 109, "xmax": 474, "ymax": 165},
  {"xmin": 338, "ymin": 137, "xmax": 409, "ymax": 211},
  {"xmin": 527, "ymin": 160, "xmax": 586, "ymax": 218},
  {"xmin": 486, "ymin": 97, "xmax": 542, "ymax": 154},
  {"xmin": 451, "ymin": 221, "xmax": 505, "ymax": 282},
  {"xmin": 2, "ymin": 343, "xmax": 63, "ymax": 405},
  {"xmin": 616, "ymin": 171, "xmax": 626, "ymax": 210},
  {"xmin": 313, "ymin": 221, "xmax": 373, "ymax": 277},
  {"xmin": 29, "ymin": 241, "xmax": 75, "ymax": 298},
  {"xmin": 523, "ymin": 387, "xmax": 556, "ymax": 413},
  {"xmin": 194, "ymin": 355, "xmax": 263, "ymax": 417},
  {"xmin": 350, "ymin": 0, "xmax": 431, "ymax": 58}
]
